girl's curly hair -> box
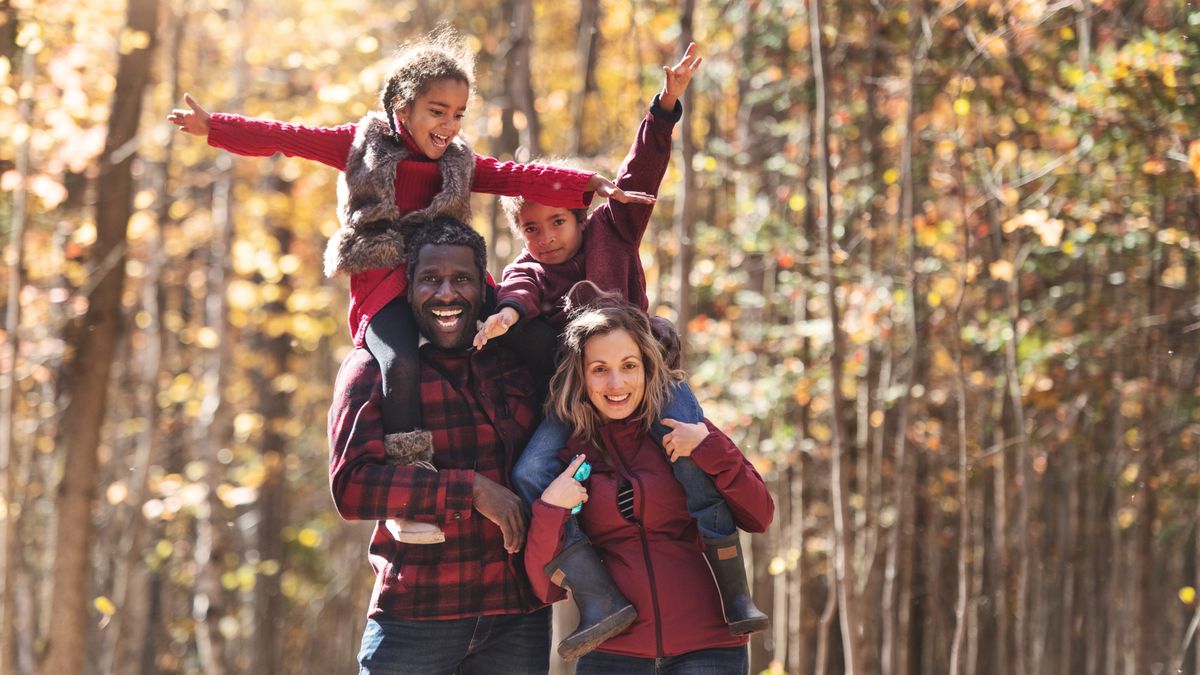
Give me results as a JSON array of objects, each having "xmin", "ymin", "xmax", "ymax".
[{"xmin": 381, "ymin": 25, "xmax": 475, "ymax": 135}]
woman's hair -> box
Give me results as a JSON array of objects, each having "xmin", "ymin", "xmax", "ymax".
[
  {"xmin": 548, "ymin": 287, "xmax": 682, "ymax": 446},
  {"xmin": 381, "ymin": 25, "xmax": 475, "ymax": 135}
]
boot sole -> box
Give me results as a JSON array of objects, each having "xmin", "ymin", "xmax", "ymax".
[
  {"xmin": 728, "ymin": 615, "xmax": 769, "ymax": 636},
  {"xmin": 557, "ymin": 604, "xmax": 637, "ymax": 661}
]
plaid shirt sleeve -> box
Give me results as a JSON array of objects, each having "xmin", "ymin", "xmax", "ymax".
[{"xmin": 327, "ymin": 347, "xmax": 475, "ymax": 524}]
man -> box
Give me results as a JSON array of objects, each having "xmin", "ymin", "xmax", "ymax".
[{"xmin": 328, "ymin": 216, "xmax": 548, "ymax": 674}]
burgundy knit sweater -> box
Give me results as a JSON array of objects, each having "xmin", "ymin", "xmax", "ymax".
[
  {"xmin": 207, "ymin": 113, "xmax": 595, "ymax": 344},
  {"xmin": 494, "ymin": 96, "xmax": 681, "ymax": 331}
]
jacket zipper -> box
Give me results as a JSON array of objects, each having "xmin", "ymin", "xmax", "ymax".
[{"xmin": 600, "ymin": 429, "xmax": 665, "ymax": 656}]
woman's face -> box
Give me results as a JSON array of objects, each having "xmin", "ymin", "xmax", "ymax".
[
  {"xmin": 583, "ymin": 329, "xmax": 646, "ymax": 423},
  {"xmin": 394, "ymin": 78, "xmax": 469, "ymax": 159}
]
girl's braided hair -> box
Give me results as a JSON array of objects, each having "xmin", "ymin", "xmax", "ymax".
[{"xmin": 381, "ymin": 25, "xmax": 475, "ymax": 135}]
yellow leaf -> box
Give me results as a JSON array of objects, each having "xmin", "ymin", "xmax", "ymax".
[
  {"xmin": 94, "ymin": 596, "xmax": 116, "ymax": 616},
  {"xmin": 298, "ymin": 528, "xmax": 322, "ymax": 548},
  {"xmin": 883, "ymin": 168, "xmax": 899, "ymax": 185},
  {"xmin": 788, "ymin": 194, "xmax": 807, "ymax": 212},
  {"xmin": 989, "ymin": 260, "xmax": 1014, "ymax": 281},
  {"xmin": 996, "ymin": 141, "xmax": 1019, "ymax": 164},
  {"xmin": 953, "ymin": 98, "xmax": 971, "ymax": 116},
  {"xmin": 1163, "ymin": 65, "xmax": 1177, "ymax": 88},
  {"xmin": 1181, "ymin": 587, "xmax": 1196, "ymax": 605}
]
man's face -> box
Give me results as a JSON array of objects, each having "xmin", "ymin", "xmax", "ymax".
[{"xmin": 408, "ymin": 244, "xmax": 484, "ymax": 350}]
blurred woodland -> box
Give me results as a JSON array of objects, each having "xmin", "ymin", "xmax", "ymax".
[{"xmin": 2, "ymin": 0, "xmax": 1200, "ymax": 673}]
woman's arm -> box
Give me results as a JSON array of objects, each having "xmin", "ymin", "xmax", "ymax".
[{"xmin": 683, "ymin": 420, "xmax": 775, "ymax": 532}]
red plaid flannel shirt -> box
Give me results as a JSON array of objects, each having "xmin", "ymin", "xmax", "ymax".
[{"xmin": 328, "ymin": 342, "xmax": 544, "ymax": 620}]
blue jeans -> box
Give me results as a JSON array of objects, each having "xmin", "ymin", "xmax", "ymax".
[
  {"xmin": 512, "ymin": 381, "xmax": 735, "ymax": 538},
  {"xmin": 356, "ymin": 607, "xmax": 551, "ymax": 674},
  {"xmin": 574, "ymin": 645, "xmax": 749, "ymax": 675}
]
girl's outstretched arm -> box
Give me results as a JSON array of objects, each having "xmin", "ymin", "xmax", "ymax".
[{"xmin": 167, "ymin": 93, "xmax": 211, "ymax": 136}]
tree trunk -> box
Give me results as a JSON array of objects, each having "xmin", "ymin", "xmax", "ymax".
[
  {"xmin": 672, "ymin": 0, "xmax": 696, "ymax": 354},
  {"xmin": 192, "ymin": 4, "xmax": 246, "ymax": 669},
  {"xmin": 250, "ymin": 176, "xmax": 294, "ymax": 675},
  {"xmin": 108, "ymin": 4, "xmax": 183, "ymax": 672},
  {"xmin": 568, "ymin": 0, "xmax": 601, "ymax": 156},
  {"xmin": 39, "ymin": 0, "xmax": 159, "ymax": 673},
  {"xmin": 0, "ymin": 38, "xmax": 33, "ymax": 675},
  {"xmin": 809, "ymin": 0, "xmax": 865, "ymax": 669}
]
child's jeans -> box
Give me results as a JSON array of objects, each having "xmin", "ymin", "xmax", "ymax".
[{"xmin": 513, "ymin": 380, "xmax": 736, "ymax": 540}]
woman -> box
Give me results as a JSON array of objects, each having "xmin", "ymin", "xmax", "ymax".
[{"xmin": 523, "ymin": 302, "xmax": 774, "ymax": 673}]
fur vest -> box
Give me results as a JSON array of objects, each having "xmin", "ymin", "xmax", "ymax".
[{"xmin": 324, "ymin": 111, "xmax": 475, "ymax": 277}]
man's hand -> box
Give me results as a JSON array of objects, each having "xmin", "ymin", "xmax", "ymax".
[
  {"xmin": 473, "ymin": 307, "xmax": 519, "ymax": 350},
  {"xmin": 167, "ymin": 93, "xmax": 212, "ymax": 136},
  {"xmin": 587, "ymin": 174, "xmax": 656, "ymax": 205},
  {"xmin": 472, "ymin": 473, "xmax": 527, "ymax": 554},
  {"xmin": 660, "ymin": 418, "xmax": 710, "ymax": 463},
  {"xmin": 659, "ymin": 42, "xmax": 703, "ymax": 112},
  {"xmin": 541, "ymin": 455, "xmax": 589, "ymax": 511}
]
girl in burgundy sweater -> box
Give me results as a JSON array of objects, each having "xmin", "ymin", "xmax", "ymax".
[{"xmin": 168, "ymin": 29, "xmax": 652, "ymax": 545}]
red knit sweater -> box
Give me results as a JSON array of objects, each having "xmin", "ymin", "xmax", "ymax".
[{"xmin": 207, "ymin": 113, "xmax": 595, "ymax": 344}]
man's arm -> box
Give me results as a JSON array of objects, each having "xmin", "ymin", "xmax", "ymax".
[{"xmin": 327, "ymin": 348, "xmax": 475, "ymax": 523}]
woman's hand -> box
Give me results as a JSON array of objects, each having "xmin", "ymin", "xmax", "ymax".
[
  {"xmin": 473, "ymin": 307, "xmax": 519, "ymax": 350},
  {"xmin": 541, "ymin": 454, "xmax": 589, "ymax": 511},
  {"xmin": 167, "ymin": 93, "xmax": 212, "ymax": 136},
  {"xmin": 587, "ymin": 174, "xmax": 657, "ymax": 205},
  {"xmin": 660, "ymin": 418, "xmax": 710, "ymax": 462},
  {"xmin": 659, "ymin": 42, "xmax": 703, "ymax": 112}
]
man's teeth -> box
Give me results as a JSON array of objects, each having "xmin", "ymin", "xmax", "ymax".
[{"xmin": 432, "ymin": 307, "xmax": 462, "ymax": 326}]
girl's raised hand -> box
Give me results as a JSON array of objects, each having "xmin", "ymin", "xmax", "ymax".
[
  {"xmin": 589, "ymin": 175, "xmax": 657, "ymax": 205},
  {"xmin": 167, "ymin": 93, "xmax": 212, "ymax": 136},
  {"xmin": 659, "ymin": 42, "xmax": 703, "ymax": 111},
  {"xmin": 541, "ymin": 455, "xmax": 590, "ymax": 511},
  {"xmin": 660, "ymin": 418, "xmax": 710, "ymax": 463}
]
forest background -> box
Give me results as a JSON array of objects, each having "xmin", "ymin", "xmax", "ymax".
[{"xmin": 2, "ymin": 0, "xmax": 1199, "ymax": 673}]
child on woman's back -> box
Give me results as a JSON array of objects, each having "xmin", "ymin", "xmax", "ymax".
[
  {"xmin": 168, "ymin": 28, "xmax": 653, "ymax": 545},
  {"xmin": 472, "ymin": 43, "xmax": 768, "ymax": 661}
]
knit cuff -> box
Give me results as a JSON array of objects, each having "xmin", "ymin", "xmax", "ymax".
[{"xmin": 650, "ymin": 93, "xmax": 684, "ymax": 123}]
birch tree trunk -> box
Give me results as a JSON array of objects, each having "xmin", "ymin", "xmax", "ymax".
[
  {"xmin": 672, "ymin": 0, "xmax": 696, "ymax": 353},
  {"xmin": 568, "ymin": 0, "xmax": 600, "ymax": 156},
  {"xmin": 0, "ymin": 37, "xmax": 33, "ymax": 675},
  {"xmin": 40, "ymin": 0, "xmax": 159, "ymax": 672},
  {"xmin": 191, "ymin": 4, "xmax": 246, "ymax": 671},
  {"xmin": 809, "ymin": 0, "xmax": 865, "ymax": 669}
]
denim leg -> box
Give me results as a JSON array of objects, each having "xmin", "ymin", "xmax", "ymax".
[
  {"xmin": 653, "ymin": 382, "xmax": 735, "ymax": 538},
  {"xmin": 457, "ymin": 607, "xmax": 552, "ymax": 675},
  {"xmin": 574, "ymin": 649, "xmax": 656, "ymax": 675},
  {"xmin": 561, "ymin": 515, "xmax": 587, "ymax": 547},
  {"xmin": 671, "ymin": 457, "xmax": 736, "ymax": 538},
  {"xmin": 651, "ymin": 380, "xmax": 705, "ymax": 442},
  {"xmin": 659, "ymin": 645, "xmax": 750, "ymax": 675},
  {"xmin": 512, "ymin": 413, "xmax": 571, "ymax": 506},
  {"xmin": 357, "ymin": 615, "xmax": 475, "ymax": 675}
]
